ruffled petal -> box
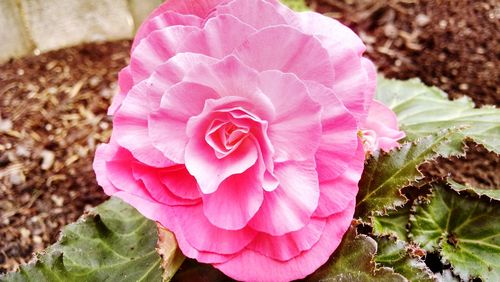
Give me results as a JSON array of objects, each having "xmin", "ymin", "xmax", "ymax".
[
  {"xmin": 172, "ymin": 227, "xmax": 236, "ymax": 264},
  {"xmin": 149, "ymin": 82, "xmax": 219, "ymax": 163},
  {"xmin": 133, "ymin": 0, "xmax": 228, "ymax": 49},
  {"xmin": 159, "ymin": 165, "xmax": 201, "ymax": 200},
  {"xmin": 203, "ymin": 164, "xmax": 264, "ymax": 230},
  {"xmin": 179, "ymin": 14, "xmax": 256, "ymax": 59},
  {"xmin": 314, "ymin": 139, "xmax": 364, "ymax": 217},
  {"xmin": 93, "ymin": 142, "xmax": 121, "ymax": 195},
  {"xmin": 215, "ymin": 0, "xmax": 287, "ymax": 29},
  {"xmin": 133, "ymin": 11, "xmax": 203, "ymax": 51},
  {"xmin": 247, "ymin": 218, "xmax": 326, "ymax": 261},
  {"xmin": 249, "ymin": 160, "xmax": 319, "ymax": 236},
  {"xmin": 183, "ymin": 56, "xmax": 275, "ymax": 121},
  {"xmin": 173, "ymin": 204, "xmax": 257, "ymax": 254},
  {"xmin": 108, "ymin": 66, "xmax": 132, "ymax": 115},
  {"xmin": 146, "ymin": 53, "xmax": 218, "ymax": 110},
  {"xmin": 292, "ymin": 11, "xmax": 365, "ymax": 56},
  {"xmin": 113, "ymin": 81, "xmax": 174, "ymax": 167},
  {"xmin": 362, "ymin": 100, "xmax": 405, "ymax": 152},
  {"xmin": 130, "ymin": 25, "xmax": 200, "ymax": 84},
  {"xmin": 234, "ymin": 26, "xmax": 334, "ymax": 87},
  {"xmin": 305, "ymin": 82, "xmax": 359, "ymax": 181},
  {"xmin": 215, "ymin": 200, "xmax": 355, "ymax": 282},
  {"xmin": 185, "ymin": 135, "xmax": 258, "ymax": 194},
  {"xmin": 259, "ymin": 70, "xmax": 322, "ymax": 162},
  {"xmin": 132, "ymin": 163, "xmax": 199, "ymax": 206}
]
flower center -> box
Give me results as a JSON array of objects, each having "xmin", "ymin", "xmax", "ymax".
[{"xmin": 205, "ymin": 119, "xmax": 250, "ymax": 159}]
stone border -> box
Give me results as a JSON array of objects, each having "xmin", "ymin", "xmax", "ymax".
[{"xmin": 0, "ymin": 0, "xmax": 162, "ymax": 63}]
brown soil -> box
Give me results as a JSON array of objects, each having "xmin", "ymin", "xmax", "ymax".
[
  {"xmin": 0, "ymin": 41, "xmax": 130, "ymax": 272},
  {"xmin": 1, "ymin": 0, "xmax": 499, "ymax": 275}
]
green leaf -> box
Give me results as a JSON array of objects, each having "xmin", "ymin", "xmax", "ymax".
[
  {"xmin": 448, "ymin": 178, "xmax": 500, "ymax": 201},
  {"xmin": 375, "ymin": 238, "xmax": 434, "ymax": 282},
  {"xmin": 1, "ymin": 197, "xmax": 164, "ymax": 282},
  {"xmin": 372, "ymin": 206, "xmax": 411, "ymax": 241},
  {"xmin": 410, "ymin": 185, "xmax": 500, "ymax": 281},
  {"xmin": 355, "ymin": 130, "xmax": 465, "ymax": 221},
  {"xmin": 376, "ymin": 77, "xmax": 500, "ymax": 153},
  {"xmin": 305, "ymin": 225, "xmax": 406, "ymax": 281},
  {"xmin": 281, "ymin": 0, "xmax": 309, "ymax": 11}
]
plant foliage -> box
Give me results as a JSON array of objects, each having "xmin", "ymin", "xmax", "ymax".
[{"xmin": 0, "ymin": 198, "xmax": 163, "ymax": 282}]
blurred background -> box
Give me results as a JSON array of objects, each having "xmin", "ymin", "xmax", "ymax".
[{"xmin": 0, "ymin": 0, "xmax": 498, "ymax": 274}]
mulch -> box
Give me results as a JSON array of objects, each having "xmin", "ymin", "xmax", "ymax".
[
  {"xmin": 0, "ymin": 41, "xmax": 129, "ymax": 272},
  {"xmin": 1, "ymin": 0, "xmax": 499, "ymax": 274}
]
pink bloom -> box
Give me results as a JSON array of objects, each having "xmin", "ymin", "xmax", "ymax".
[
  {"xmin": 362, "ymin": 100, "xmax": 406, "ymax": 153},
  {"xmin": 94, "ymin": 0, "xmax": 403, "ymax": 280}
]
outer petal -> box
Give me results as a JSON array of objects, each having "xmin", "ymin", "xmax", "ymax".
[
  {"xmin": 172, "ymin": 227, "xmax": 236, "ymax": 264},
  {"xmin": 132, "ymin": 11, "xmax": 203, "ymax": 51},
  {"xmin": 306, "ymin": 82, "xmax": 358, "ymax": 181},
  {"xmin": 159, "ymin": 165, "xmax": 201, "ymax": 200},
  {"xmin": 362, "ymin": 100, "xmax": 405, "ymax": 152},
  {"xmin": 314, "ymin": 139, "xmax": 364, "ymax": 217},
  {"xmin": 292, "ymin": 11, "xmax": 365, "ymax": 56},
  {"xmin": 108, "ymin": 67, "xmax": 133, "ymax": 115},
  {"xmin": 233, "ymin": 26, "xmax": 335, "ymax": 87},
  {"xmin": 113, "ymin": 81, "xmax": 174, "ymax": 167},
  {"xmin": 247, "ymin": 218, "xmax": 326, "ymax": 261},
  {"xmin": 133, "ymin": 0, "xmax": 228, "ymax": 49},
  {"xmin": 259, "ymin": 70, "xmax": 322, "ymax": 162},
  {"xmin": 215, "ymin": 200, "xmax": 356, "ymax": 282},
  {"xmin": 214, "ymin": 0, "xmax": 287, "ymax": 29},
  {"xmin": 149, "ymin": 82, "xmax": 219, "ymax": 163},
  {"xmin": 203, "ymin": 164, "xmax": 264, "ymax": 230},
  {"xmin": 130, "ymin": 25, "xmax": 199, "ymax": 84},
  {"xmin": 93, "ymin": 142, "xmax": 121, "ymax": 196},
  {"xmin": 131, "ymin": 163, "xmax": 199, "ymax": 206},
  {"xmin": 179, "ymin": 14, "xmax": 257, "ymax": 59},
  {"xmin": 291, "ymin": 12, "xmax": 377, "ymax": 122},
  {"xmin": 249, "ymin": 160, "xmax": 319, "ymax": 236},
  {"xmin": 173, "ymin": 204, "xmax": 257, "ymax": 254}
]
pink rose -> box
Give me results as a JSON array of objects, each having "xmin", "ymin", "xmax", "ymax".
[{"xmin": 94, "ymin": 0, "xmax": 404, "ymax": 280}]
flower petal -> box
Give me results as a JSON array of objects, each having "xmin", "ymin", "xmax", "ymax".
[
  {"xmin": 108, "ymin": 66, "xmax": 132, "ymax": 115},
  {"xmin": 247, "ymin": 218, "xmax": 326, "ymax": 261},
  {"xmin": 362, "ymin": 100, "xmax": 405, "ymax": 152},
  {"xmin": 215, "ymin": 0, "xmax": 287, "ymax": 29},
  {"xmin": 249, "ymin": 160, "xmax": 319, "ymax": 236},
  {"xmin": 203, "ymin": 164, "xmax": 264, "ymax": 230},
  {"xmin": 132, "ymin": 0, "xmax": 228, "ymax": 49},
  {"xmin": 305, "ymin": 82, "xmax": 359, "ymax": 181},
  {"xmin": 173, "ymin": 204, "xmax": 257, "ymax": 254},
  {"xmin": 130, "ymin": 25, "xmax": 199, "ymax": 84},
  {"xmin": 159, "ymin": 165, "xmax": 201, "ymax": 201},
  {"xmin": 215, "ymin": 200, "xmax": 355, "ymax": 282},
  {"xmin": 113, "ymin": 81, "xmax": 175, "ymax": 167},
  {"xmin": 149, "ymin": 82, "xmax": 219, "ymax": 163},
  {"xmin": 234, "ymin": 26, "xmax": 334, "ymax": 87},
  {"xmin": 133, "ymin": 11, "xmax": 203, "ymax": 51},
  {"xmin": 183, "ymin": 56, "xmax": 275, "ymax": 121},
  {"xmin": 259, "ymin": 70, "xmax": 322, "ymax": 162},
  {"xmin": 146, "ymin": 53, "xmax": 218, "ymax": 110},
  {"xmin": 185, "ymin": 135, "xmax": 258, "ymax": 194},
  {"xmin": 180, "ymin": 14, "xmax": 256, "ymax": 59},
  {"xmin": 132, "ymin": 164, "xmax": 199, "ymax": 206},
  {"xmin": 314, "ymin": 139, "xmax": 364, "ymax": 217}
]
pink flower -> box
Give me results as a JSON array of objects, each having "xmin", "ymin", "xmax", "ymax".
[{"xmin": 94, "ymin": 0, "xmax": 404, "ymax": 280}]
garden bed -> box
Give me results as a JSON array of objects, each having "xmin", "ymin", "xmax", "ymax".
[{"xmin": 1, "ymin": 0, "xmax": 498, "ymax": 275}]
